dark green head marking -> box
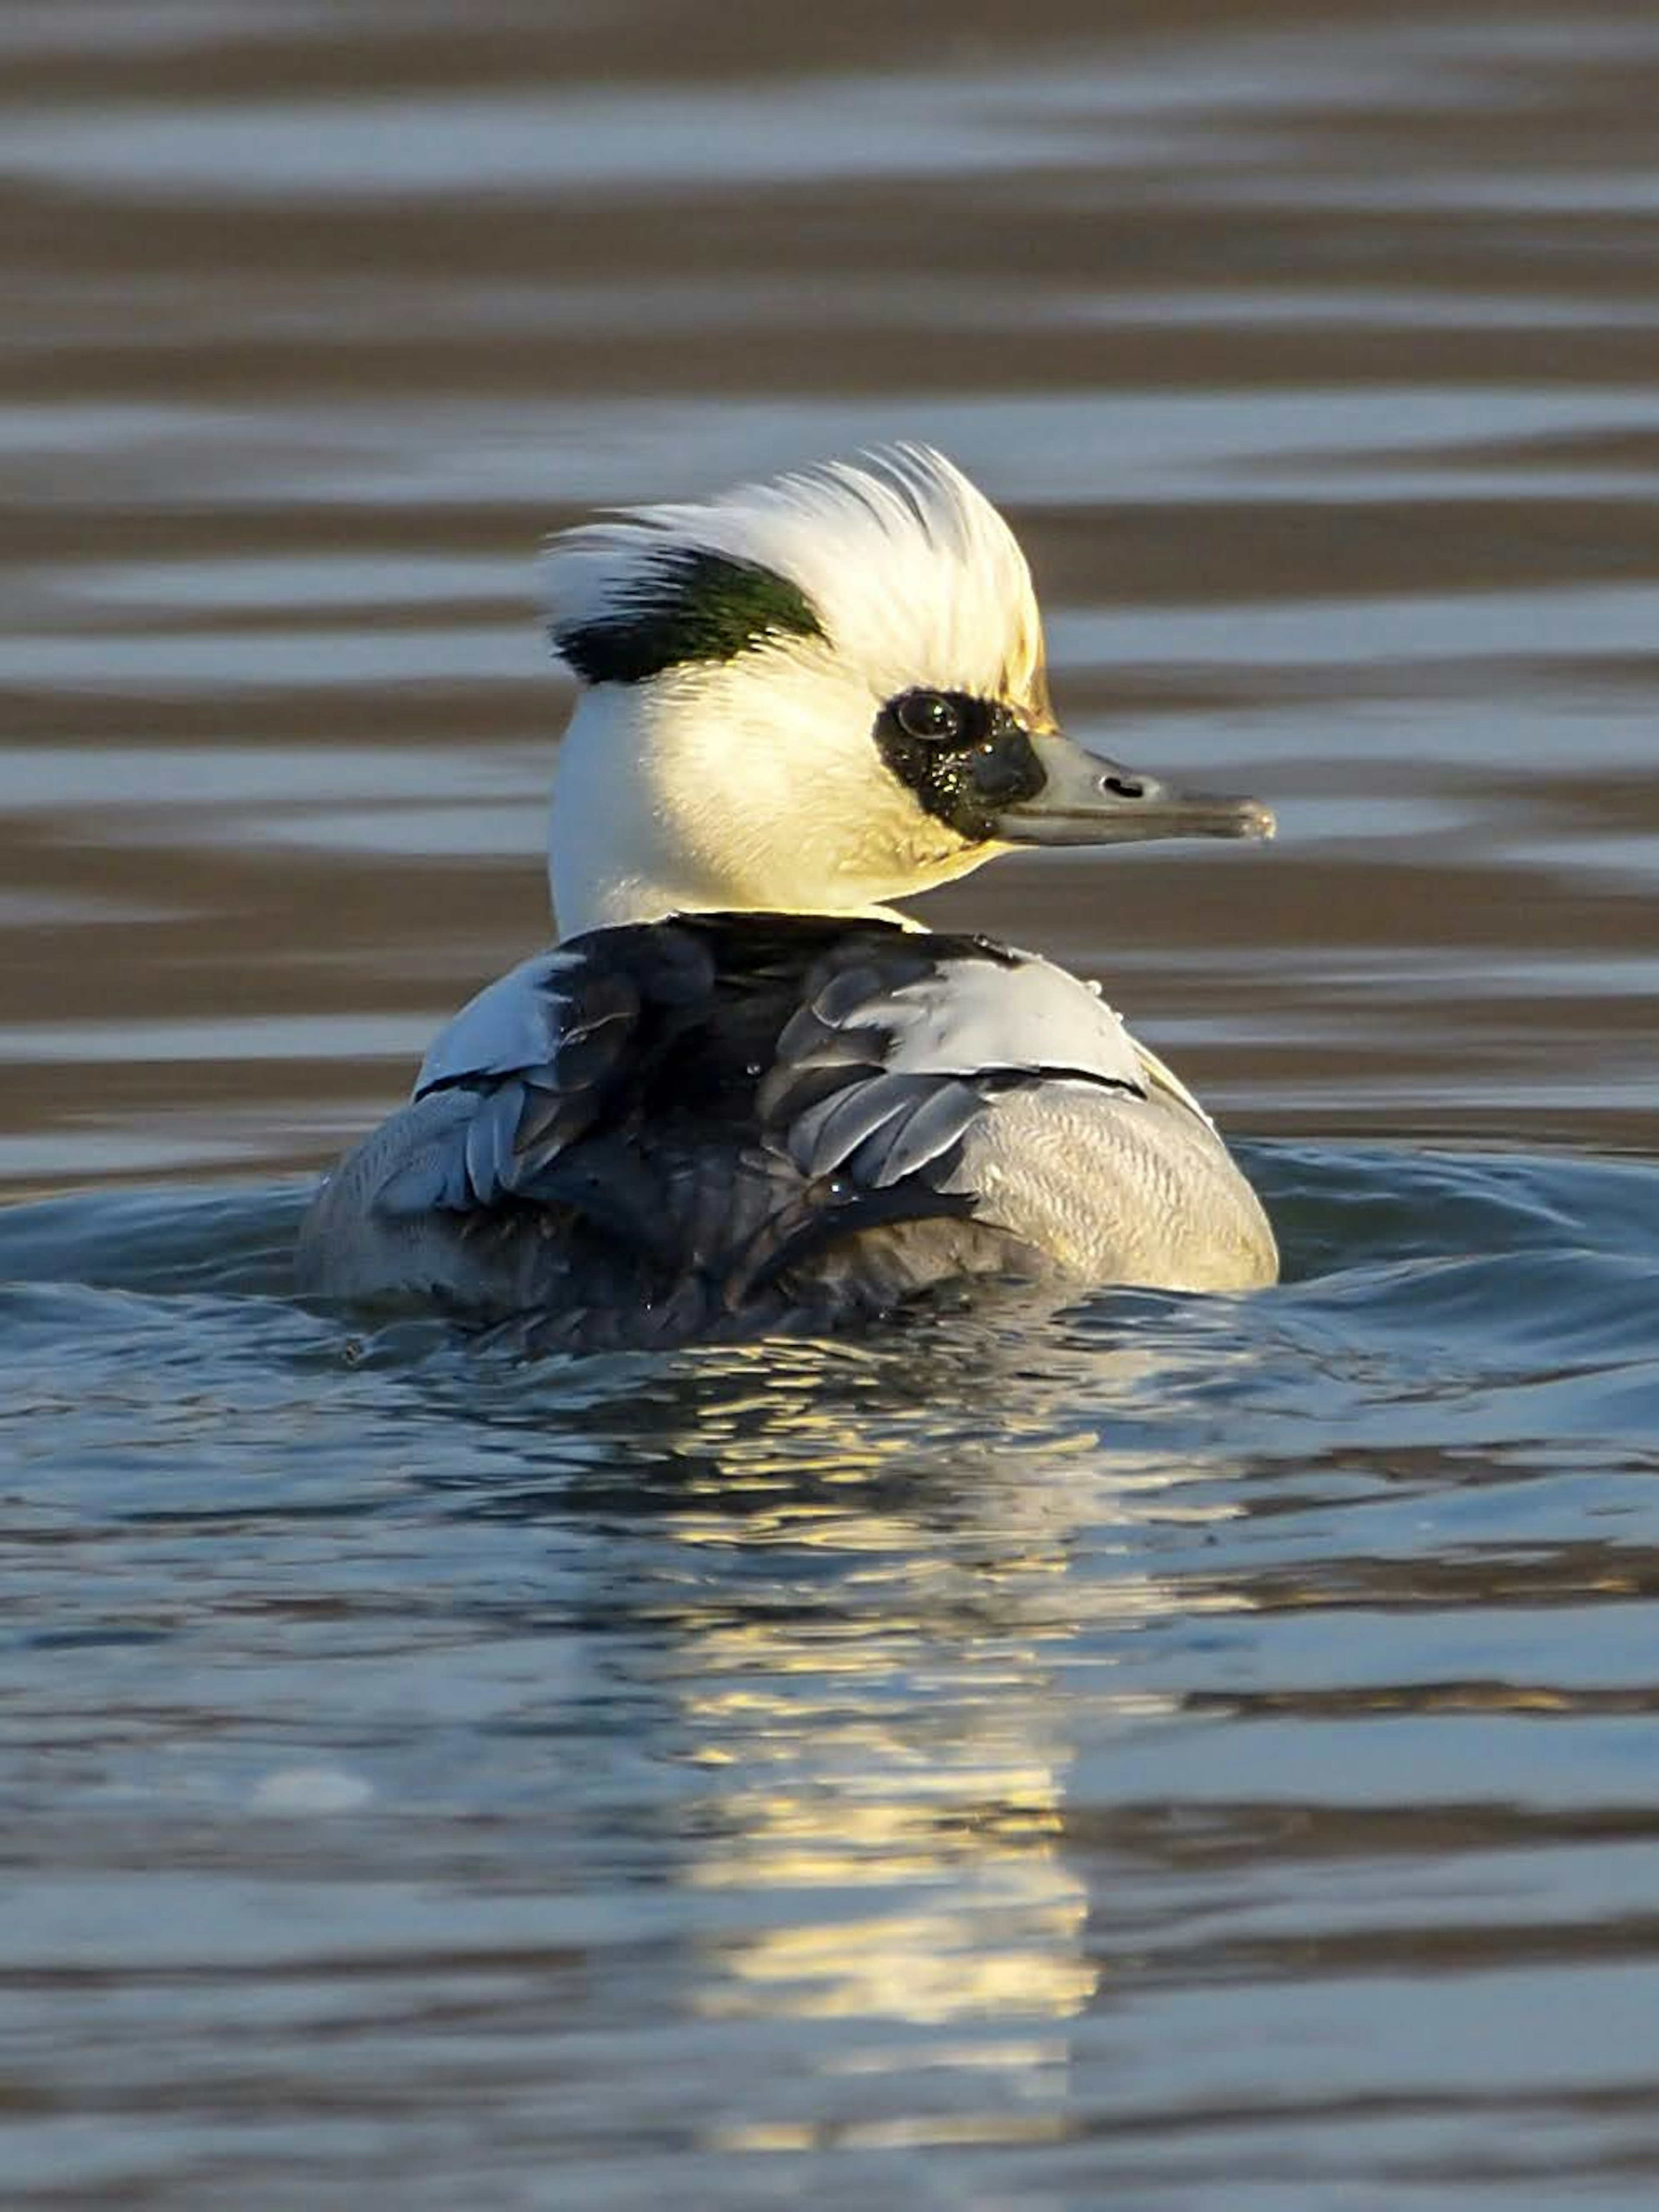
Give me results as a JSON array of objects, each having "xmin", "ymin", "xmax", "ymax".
[
  {"xmin": 556, "ymin": 547, "xmax": 826, "ymax": 686},
  {"xmin": 874, "ymin": 688, "xmax": 1047, "ymax": 841}
]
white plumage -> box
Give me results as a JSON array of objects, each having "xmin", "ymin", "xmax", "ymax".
[{"xmin": 541, "ymin": 444, "xmax": 1046, "ymax": 710}]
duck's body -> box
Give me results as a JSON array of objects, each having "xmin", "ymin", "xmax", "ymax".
[
  {"xmin": 298, "ymin": 447, "xmax": 1277, "ymax": 1346},
  {"xmin": 298, "ymin": 910, "xmax": 1274, "ymax": 1348}
]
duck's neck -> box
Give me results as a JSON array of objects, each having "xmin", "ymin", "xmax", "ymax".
[
  {"xmin": 547, "ymin": 686, "xmax": 934, "ymax": 939},
  {"xmin": 547, "ymin": 689, "xmax": 734, "ymax": 934}
]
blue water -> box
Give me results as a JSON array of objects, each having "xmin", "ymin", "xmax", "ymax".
[{"xmin": 4, "ymin": 1143, "xmax": 1658, "ymax": 2203}]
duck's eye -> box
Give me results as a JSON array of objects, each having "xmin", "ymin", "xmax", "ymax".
[{"xmin": 895, "ymin": 691, "xmax": 962, "ymax": 744}]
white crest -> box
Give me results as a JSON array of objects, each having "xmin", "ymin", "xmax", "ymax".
[{"xmin": 540, "ymin": 443, "xmax": 1048, "ymax": 709}]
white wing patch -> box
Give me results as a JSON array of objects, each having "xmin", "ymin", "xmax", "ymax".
[
  {"xmin": 882, "ymin": 951, "xmax": 1147, "ymax": 1090},
  {"xmin": 414, "ymin": 950, "xmax": 578, "ymax": 1097},
  {"xmin": 764, "ymin": 943, "xmax": 1164, "ymax": 1193}
]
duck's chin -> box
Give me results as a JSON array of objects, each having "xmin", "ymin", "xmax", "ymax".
[{"xmin": 875, "ymin": 835, "xmax": 1003, "ymax": 903}]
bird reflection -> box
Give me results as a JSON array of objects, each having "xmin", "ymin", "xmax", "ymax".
[
  {"xmin": 505, "ymin": 1296, "xmax": 1256, "ymax": 2143},
  {"xmin": 403, "ymin": 1288, "xmax": 1260, "ymax": 2146}
]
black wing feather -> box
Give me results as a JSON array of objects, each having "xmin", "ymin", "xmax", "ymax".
[{"xmin": 397, "ymin": 912, "xmax": 1073, "ymax": 1311}]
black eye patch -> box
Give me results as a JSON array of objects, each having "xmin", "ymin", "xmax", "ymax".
[{"xmin": 874, "ymin": 690, "xmax": 1047, "ymax": 840}]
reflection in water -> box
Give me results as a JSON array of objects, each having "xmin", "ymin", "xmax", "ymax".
[
  {"xmin": 3, "ymin": 1159, "xmax": 1659, "ymax": 2194},
  {"xmin": 531, "ymin": 1328, "xmax": 1255, "ymax": 2139}
]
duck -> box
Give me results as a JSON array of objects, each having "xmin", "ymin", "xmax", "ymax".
[{"xmin": 296, "ymin": 445, "xmax": 1278, "ymax": 1348}]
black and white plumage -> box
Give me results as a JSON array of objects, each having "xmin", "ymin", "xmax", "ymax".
[
  {"xmin": 298, "ymin": 446, "xmax": 1278, "ymax": 1346},
  {"xmin": 299, "ymin": 913, "xmax": 1269, "ymax": 1348}
]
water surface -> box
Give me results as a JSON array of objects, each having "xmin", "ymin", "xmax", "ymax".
[{"xmin": 3, "ymin": 3, "xmax": 1658, "ymax": 2205}]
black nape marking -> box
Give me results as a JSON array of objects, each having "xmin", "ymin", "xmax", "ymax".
[
  {"xmin": 874, "ymin": 689, "xmax": 1046, "ymax": 840},
  {"xmin": 556, "ymin": 547, "xmax": 825, "ymax": 686}
]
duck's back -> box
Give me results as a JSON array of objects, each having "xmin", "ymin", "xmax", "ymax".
[{"xmin": 296, "ymin": 913, "xmax": 1276, "ymax": 1348}]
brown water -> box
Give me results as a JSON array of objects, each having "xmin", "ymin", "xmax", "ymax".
[{"xmin": 3, "ymin": 3, "xmax": 1659, "ymax": 2206}]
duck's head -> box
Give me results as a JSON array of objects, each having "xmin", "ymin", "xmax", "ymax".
[{"xmin": 541, "ymin": 445, "xmax": 1272, "ymax": 934}]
